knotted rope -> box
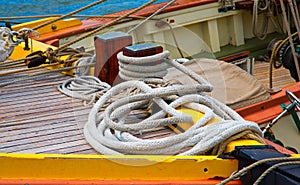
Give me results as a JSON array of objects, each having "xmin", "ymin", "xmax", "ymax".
[
  {"xmin": 81, "ymin": 51, "xmax": 263, "ymax": 155},
  {"xmin": 83, "ymin": 79, "xmax": 263, "ymax": 155},
  {"xmin": 0, "ymin": 0, "xmax": 157, "ymax": 88}
]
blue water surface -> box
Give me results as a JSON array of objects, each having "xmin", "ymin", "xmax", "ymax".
[{"xmin": 0, "ymin": 0, "xmax": 167, "ymax": 25}]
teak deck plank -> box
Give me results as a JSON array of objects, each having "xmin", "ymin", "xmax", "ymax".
[
  {"xmin": 0, "ymin": 126, "xmax": 82, "ymax": 151},
  {"xmin": 0, "ymin": 66, "xmax": 96, "ymax": 154},
  {"xmin": 0, "ymin": 60, "xmax": 297, "ymax": 155},
  {"xmin": 253, "ymin": 61, "xmax": 296, "ymax": 90}
]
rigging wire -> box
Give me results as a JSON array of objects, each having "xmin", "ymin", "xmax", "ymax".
[
  {"xmin": 278, "ymin": 0, "xmax": 300, "ymax": 81},
  {"xmin": 57, "ymin": 0, "xmax": 156, "ymax": 52},
  {"xmin": 127, "ymin": 0, "xmax": 176, "ymax": 34},
  {"xmin": 32, "ymin": 0, "xmax": 106, "ymax": 31},
  {"xmin": 253, "ymin": 161, "xmax": 300, "ymax": 185},
  {"xmin": 0, "ymin": 0, "xmax": 157, "ymax": 83},
  {"xmin": 217, "ymin": 157, "xmax": 300, "ymax": 185},
  {"xmin": 0, "ymin": 63, "xmax": 94, "ymax": 87}
]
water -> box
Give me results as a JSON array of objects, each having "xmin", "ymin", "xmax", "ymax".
[{"xmin": 0, "ymin": 0, "xmax": 167, "ymax": 26}]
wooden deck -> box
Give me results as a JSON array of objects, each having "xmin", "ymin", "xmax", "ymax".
[
  {"xmin": 0, "ymin": 65, "xmax": 98, "ymax": 154},
  {"xmin": 253, "ymin": 61, "xmax": 296, "ymax": 91},
  {"xmin": 0, "ymin": 60, "xmax": 297, "ymax": 155}
]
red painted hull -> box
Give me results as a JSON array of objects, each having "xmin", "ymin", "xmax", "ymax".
[{"xmin": 236, "ymin": 82, "xmax": 300, "ymax": 124}]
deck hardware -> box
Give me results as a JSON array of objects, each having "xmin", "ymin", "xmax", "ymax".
[
  {"xmin": 262, "ymin": 90, "xmax": 300, "ymax": 135},
  {"xmin": 51, "ymin": 24, "xmax": 57, "ymax": 31},
  {"xmin": 229, "ymin": 145, "xmax": 300, "ymax": 185}
]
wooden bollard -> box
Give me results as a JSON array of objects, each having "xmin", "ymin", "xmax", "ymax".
[{"xmin": 94, "ymin": 32, "xmax": 132, "ymax": 85}]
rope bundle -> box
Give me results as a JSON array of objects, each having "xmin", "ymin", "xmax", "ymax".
[
  {"xmin": 117, "ymin": 51, "xmax": 170, "ymax": 80},
  {"xmin": 0, "ymin": 27, "xmax": 19, "ymax": 62},
  {"xmin": 58, "ymin": 76, "xmax": 111, "ymax": 106},
  {"xmin": 117, "ymin": 50, "xmax": 212, "ymax": 87},
  {"xmin": 84, "ymin": 78, "xmax": 263, "ymax": 155}
]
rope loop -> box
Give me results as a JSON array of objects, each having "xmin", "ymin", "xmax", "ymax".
[
  {"xmin": 0, "ymin": 27, "xmax": 19, "ymax": 62},
  {"xmin": 117, "ymin": 50, "xmax": 170, "ymax": 81},
  {"xmin": 84, "ymin": 78, "xmax": 263, "ymax": 155},
  {"xmin": 58, "ymin": 75, "xmax": 111, "ymax": 106}
]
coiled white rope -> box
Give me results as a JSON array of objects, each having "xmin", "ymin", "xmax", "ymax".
[
  {"xmin": 57, "ymin": 75, "xmax": 111, "ymax": 105},
  {"xmin": 117, "ymin": 51, "xmax": 170, "ymax": 80},
  {"xmin": 73, "ymin": 55, "xmax": 96, "ymax": 76},
  {"xmin": 0, "ymin": 27, "xmax": 18, "ymax": 62},
  {"xmin": 84, "ymin": 79, "xmax": 263, "ymax": 155},
  {"xmin": 54, "ymin": 49, "xmax": 263, "ymax": 155},
  {"xmin": 117, "ymin": 50, "xmax": 212, "ymax": 88}
]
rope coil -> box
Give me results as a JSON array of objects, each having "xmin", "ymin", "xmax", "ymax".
[
  {"xmin": 117, "ymin": 51, "xmax": 170, "ymax": 80},
  {"xmin": 0, "ymin": 27, "xmax": 20, "ymax": 62},
  {"xmin": 83, "ymin": 79, "xmax": 263, "ymax": 155},
  {"xmin": 77, "ymin": 50, "xmax": 264, "ymax": 155},
  {"xmin": 57, "ymin": 76, "xmax": 111, "ymax": 106}
]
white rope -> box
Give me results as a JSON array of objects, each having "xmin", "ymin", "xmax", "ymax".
[
  {"xmin": 73, "ymin": 55, "xmax": 96, "ymax": 76},
  {"xmin": 57, "ymin": 75, "xmax": 111, "ymax": 105},
  {"xmin": 0, "ymin": 27, "xmax": 18, "ymax": 62},
  {"xmin": 84, "ymin": 78, "xmax": 262, "ymax": 155},
  {"xmin": 118, "ymin": 50, "xmax": 213, "ymax": 88},
  {"xmin": 53, "ymin": 49, "xmax": 262, "ymax": 155},
  {"xmin": 117, "ymin": 51, "xmax": 170, "ymax": 80}
]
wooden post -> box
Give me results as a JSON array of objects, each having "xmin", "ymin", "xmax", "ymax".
[{"xmin": 94, "ymin": 32, "xmax": 132, "ymax": 85}]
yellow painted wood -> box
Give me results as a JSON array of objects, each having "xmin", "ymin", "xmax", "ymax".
[
  {"xmin": 225, "ymin": 139, "xmax": 264, "ymax": 153},
  {"xmin": 167, "ymin": 108, "xmax": 263, "ymax": 153},
  {"xmin": 9, "ymin": 39, "xmax": 75, "ymax": 76},
  {"xmin": 168, "ymin": 108, "xmax": 220, "ymax": 134},
  {"xmin": 12, "ymin": 17, "xmax": 82, "ymax": 34},
  {"xmin": 207, "ymin": 19, "xmax": 220, "ymax": 52},
  {"xmin": 0, "ymin": 153, "xmax": 237, "ymax": 180},
  {"xmin": 229, "ymin": 14, "xmax": 245, "ymax": 46},
  {"xmin": 10, "ymin": 39, "xmax": 56, "ymax": 60},
  {"xmin": 291, "ymin": 154, "xmax": 300, "ymax": 158}
]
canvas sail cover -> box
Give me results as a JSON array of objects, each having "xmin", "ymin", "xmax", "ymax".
[{"xmin": 164, "ymin": 58, "xmax": 270, "ymax": 109}]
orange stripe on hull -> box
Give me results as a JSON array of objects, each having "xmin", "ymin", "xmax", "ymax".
[
  {"xmin": 36, "ymin": 0, "xmax": 218, "ymax": 43},
  {"xmin": 236, "ymin": 82, "xmax": 300, "ymax": 124}
]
